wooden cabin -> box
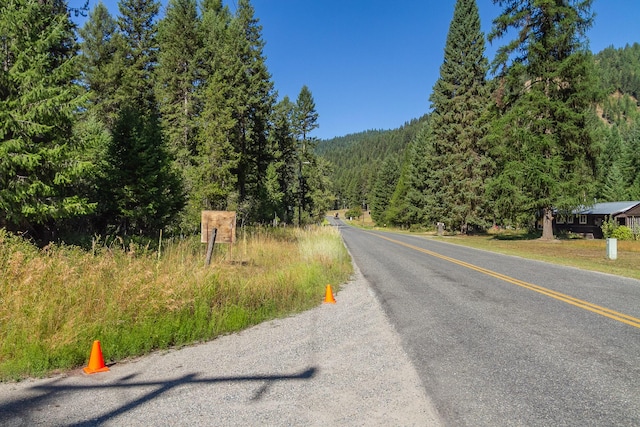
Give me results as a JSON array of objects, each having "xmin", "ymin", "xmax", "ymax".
[{"xmin": 553, "ymin": 201, "xmax": 640, "ymax": 238}]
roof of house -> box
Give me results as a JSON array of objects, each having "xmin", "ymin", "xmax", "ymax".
[{"xmin": 574, "ymin": 201, "xmax": 640, "ymax": 215}]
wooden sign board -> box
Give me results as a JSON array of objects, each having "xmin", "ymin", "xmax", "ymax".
[{"xmin": 201, "ymin": 211, "xmax": 236, "ymax": 244}]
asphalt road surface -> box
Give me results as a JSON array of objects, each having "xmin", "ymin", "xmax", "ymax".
[{"xmin": 335, "ymin": 219, "xmax": 640, "ymax": 426}]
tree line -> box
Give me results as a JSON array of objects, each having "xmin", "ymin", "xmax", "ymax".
[
  {"xmin": 1, "ymin": 0, "xmax": 330, "ymax": 243},
  {"xmin": 321, "ymin": 0, "xmax": 640, "ymax": 239},
  {"xmin": 4, "ymin": 0, "xmax": 640, "ymax": 243}
]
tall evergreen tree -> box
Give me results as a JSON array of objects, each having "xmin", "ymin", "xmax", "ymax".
[
  {"xmin": 370, "ymin": 155, "xmax": 400, "ymax": 224},
  {"xmin": 488, "ymin": 0, "xmax": 599, "ymax": 239},
  {"xmin": 95, "ymin": 0, "xmax": 184, "ymax": 235},
  {"xmin": 294, "ymin": 85, "xmax": 319, "ymax": 225},
  {"xmin": 0, "ymin": 0, "xmax": 93, "ymax": 236},
  {"xmin": 294, "ymin": 85, "xmax": 319, "ymax": 143},
  {"xmin": 193, "ymin": 1, "xmax": 238, "ymax": 223},
  {"xmin": 410, "ymin": 0, "xmax": 490, "ymax": 233},
  {"xmin": 406, "ymin": 125, "xmax": 438, "ymax": 226},
  {"xmin": 155, "ymin": 0, "xmax": 201, "ymax": 229},
  {"xmin": 79, "ymin": 2, "xmax": 124, "ymax": 129},
  {"xmin": 622, "ymin": 119, "xmax": 640, "ymax": 198},
  {"xmin": 306, "ymin": 156, "xmax": 335, "ymax": 223},
  {"xmin": 156, "ymin": 0, "xmax": 200, "ymax": 165},
  {"xmin": 600, "ymin": 163, "xmax": 629, "ymax": 202},
  {"xmin": 116, "ymin": 0, "xmax": 160, "ymax": 112},
  {"xmin": 386, "ymin": 146, "xmax": 415, "ymax": 228},
  {"xmin": 594, "ymin": 125, "xmax": 623, "ymax": 198},
  {"xmin": 267, "ymin": 96, "xmax": 297, "ymax": 223},
  {"xmin": 231, "ymin": 0, "xmax": 276, "ymax": 222},
  {"xmin": 196, "ymin": 0, "xmax": 276, "ymax": 224},
  {"xmin": 102, "ymin": 106, "xmax": 183, "ymax": 234}
]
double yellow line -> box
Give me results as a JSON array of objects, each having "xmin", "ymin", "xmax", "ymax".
[{"xmin": 371, "ymin": 232, "xmax": 640, "ymax": 329}]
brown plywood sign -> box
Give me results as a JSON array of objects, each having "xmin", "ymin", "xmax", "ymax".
[{"xmin": 201, "ymin": 211, "xmax": 236, "ymax": 244}]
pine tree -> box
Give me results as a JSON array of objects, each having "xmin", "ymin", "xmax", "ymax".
[
  {"xmin": 116, "ymin": 0, "xmax": 160, "ymax": 113},
  {"xmin": 155, "ymin": 0, "xmax": 201, "ymax": 229},
  {"xmin": 306, "ymin": 157, "xmax": 334, "ymax": 223},
  {"xmin": 231, "ymin": 0, "xmax": 276, "ymax": 222},
  {"xmin": 294, "ymin": 85, "xmax": 319, "ymax": 225},
  {"xmin": 386, "ymin": 147, "xmax": 415, "ymax": 228},
  {"xmin": 294, "ymin": 85, "xmax": 319, "ymax": 142},
  {"xmin": 622, "ymin": 119, "xmax": 640, "ymax": 199},
  {"xmin": 79, "ymin": 2, "xmax": 124, "ymax": 129},
  {"xmin": 268, "ymin": 96, "xmax": 297, "ymax": 223},
  {"xmin": 370, "ymin": 155, "xmax": 400, "ymax": 224},
  {"xmin": 406, "ymin": 125, "xmax": 439, "ymax": 226},
  {"xmin": 193, "ymin": 1, "xmax": 238, "ymax": 222},
  {"xmin": 412, "ymin": 0, "xmax": 490, "ymax": 233},
  {"xmin": 600, "ymin": 163, "xmax": 629, "ymax": 202},
  {"xmin": 196, "ymin": 0, "xmax": 275, "ymax": 224},
  {"xmin": 102, "ymin": 106, "xmax": 184, "ymax": 234},
  {"xmin": 0, "ymin": 0, "xmax": 93, "ymax": 236},
  {"xmin": 489, "ymin": 0, "xmax": 599, "ymax": 239},
  {"xmin": 156, "ymin": 0, "xmax": 200, "ymax": 165},
  {"xmin": 95, "ymin": 0, "xmax": 184, "ymax": 235}
]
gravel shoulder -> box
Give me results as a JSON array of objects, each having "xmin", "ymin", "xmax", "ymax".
[{"xmin": 0, "ymin": 263, "xmax": 441, "ymax": 426}]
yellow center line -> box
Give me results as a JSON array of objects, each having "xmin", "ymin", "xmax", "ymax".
[{"xmin": 369, "ymin": 232, "xmax": 640, "ymax": 329}]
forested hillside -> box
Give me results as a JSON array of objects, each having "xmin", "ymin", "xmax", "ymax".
[
  {"xmin": 592, "ymin": 43, "xmax": 640, "ymax": 205},
  {"xmin": 316, "ymin": 115, "xmax": 428, "ymax": 209},
  {"xmin": 596, "ymin": 43, "xmax": 640, "ymax": 100}
]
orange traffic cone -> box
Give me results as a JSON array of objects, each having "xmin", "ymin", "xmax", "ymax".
[
  {"xmin": 83, "ymin": 340, "xmax": 110, "ymax": 374},
  {"xmin": 324, "ymin": 284, "xmax": 336, "ymax": 304}
]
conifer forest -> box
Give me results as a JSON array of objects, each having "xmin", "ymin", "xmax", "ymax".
[{"xmin": 1, "ymin": 0, "xmax": 639, "ymax": 243}]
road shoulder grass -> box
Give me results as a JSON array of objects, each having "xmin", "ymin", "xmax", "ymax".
[
  {"xmin": 433, "ymin": 233, "xmax": 640, "ymax": 280},
  {"xmin": 0, "ymin": 225, "xmax": 352, "ymax": 381}
]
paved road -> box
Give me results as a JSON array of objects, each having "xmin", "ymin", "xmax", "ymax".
[{"xmin": 335, "ymin": 219, "xmax": 640, "ymax": 426}]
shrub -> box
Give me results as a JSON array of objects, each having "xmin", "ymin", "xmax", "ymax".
[
  {"xmin": 611, "ymin": 225, "xmax": 634, "ymax": 240},
  {"xmin": 345, "ymin": 206, "xmax": 363, "ymax": 219},
  {"xmin": 601, "ymin": 216, "xmax": 618, "ymax": 238}
]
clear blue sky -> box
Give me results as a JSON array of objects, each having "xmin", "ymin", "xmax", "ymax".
[{"xmin": 73, "ymin": 0, "xmax": 640, "ymax": 140}]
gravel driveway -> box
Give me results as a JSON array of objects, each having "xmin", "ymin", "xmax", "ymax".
[{"xmin": 0, "ymin": 264, "xmax": 441, "ymax": 426}]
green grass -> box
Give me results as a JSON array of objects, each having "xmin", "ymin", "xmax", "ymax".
[
  {"xmin": 0, "ymin": 225, "xmax": 352, "ymax": 381},
  {"xmin": 437, "ymin": 232, "xmax": 640, "ymax": 280}
]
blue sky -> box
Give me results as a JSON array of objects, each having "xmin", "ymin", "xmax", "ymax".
[{"xmin": 73, "ymin": 0, "xmax": 640, "ymax": 140}]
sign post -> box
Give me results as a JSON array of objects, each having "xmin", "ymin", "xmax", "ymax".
[{"xmin": 201, "ymin": 211, "xmax": 236, "ymax": 265}]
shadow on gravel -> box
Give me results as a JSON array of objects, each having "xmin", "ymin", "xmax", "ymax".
[{"xmin": 0, "ymin": 367, "xmax": 317, "ymax": 426}]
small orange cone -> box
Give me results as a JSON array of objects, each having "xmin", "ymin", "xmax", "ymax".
[
  {"xmin": 324, "ymin": 284, "xmax": 336, "ymax": 304},
  {"xmin": 83, "ymin": 340, "xmax": 110, "ymax": 374}
]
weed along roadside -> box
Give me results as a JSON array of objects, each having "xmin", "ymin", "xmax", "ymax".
[{"xmin": 0, "ymin": 226, "xmax": 352, "ymax": 382}]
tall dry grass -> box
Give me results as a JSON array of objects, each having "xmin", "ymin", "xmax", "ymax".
[{"xmin": 0, "ymin": 225, "xmax": 352, "ymax": 381}]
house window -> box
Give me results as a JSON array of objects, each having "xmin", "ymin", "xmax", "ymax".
[
  {"xmin": 579, "ymin": 215, "xmax": 587, "ymax": 224},
  {"xmin": 567, "ymin": 215, "xmax": 574, "ymax": 224},
  {"xmin": 557, "ymin": 216, "xmax": 565, "ymax": 224}
]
